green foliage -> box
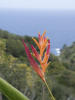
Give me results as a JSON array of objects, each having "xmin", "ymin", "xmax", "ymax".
[
  {"xmin": 0, "ymin": 29, "xmax": 23, "ymax": 40},
  {"xmin": 48, "ymin": 54, "xmax": 65, "ymax": 75},
  {"xmin": 57, "ymin": 70, "xmax": 75, "ymax": 88},
  {"xmin": 60, "ymin": 42, "xmax": 75, "ymax": 70},
  {"xmin": 6, "ymin": 39, "xmax": 25, "ymax": 57},
  {"xmin": 0, "ymin": 30, "xmax": 9, "ymax": 39}
]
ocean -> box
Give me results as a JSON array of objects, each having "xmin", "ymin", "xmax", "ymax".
[{"xmin": 0, "ymin": 10, "xmax": 75, "ymax": 55}]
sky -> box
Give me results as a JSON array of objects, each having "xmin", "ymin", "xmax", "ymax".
[{"xmin": 0, "ymin": 0, "xmax": 75, "ymax": 10}]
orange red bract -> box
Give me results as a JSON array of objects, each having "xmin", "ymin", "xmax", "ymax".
[{"xmin": 23, "ymin": 31, "xmax": 50, "ymax": 82}]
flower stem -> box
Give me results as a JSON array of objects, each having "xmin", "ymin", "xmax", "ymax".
[{"xmin": 44, "ymin": 80, "xmax": 55, "ymax": 100}]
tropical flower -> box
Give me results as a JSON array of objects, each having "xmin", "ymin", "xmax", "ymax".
[
  {"xmin": 23, "ymin": 31, "xmax": 50, "ymax": 81},
  {"xmin": 23, "ymin": 31, "xmax": 55, "ymax": 100}
]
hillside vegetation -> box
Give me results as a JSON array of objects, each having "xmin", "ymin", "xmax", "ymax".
[{"xmin": 0, "ymin": 29, "xmax": 75, "ymax": 100}]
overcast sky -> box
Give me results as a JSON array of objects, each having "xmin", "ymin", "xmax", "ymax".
[{"xmin": 0, "ymin": 0, "xmax": 75, "ymax": 10}]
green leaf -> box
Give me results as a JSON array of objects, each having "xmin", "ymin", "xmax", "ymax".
[{"xmin": 0, "ymin": 77, "xmax": 29, "ymax": 100}]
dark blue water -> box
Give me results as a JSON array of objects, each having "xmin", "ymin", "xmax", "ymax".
[{"xmin": 0, "ymin": 10, "xmax": 75, "ymax": 54}]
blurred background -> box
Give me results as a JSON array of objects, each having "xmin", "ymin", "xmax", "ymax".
[{"xmin": 0, "ymin": 0, "xmax": 75, "ymax": 100}]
